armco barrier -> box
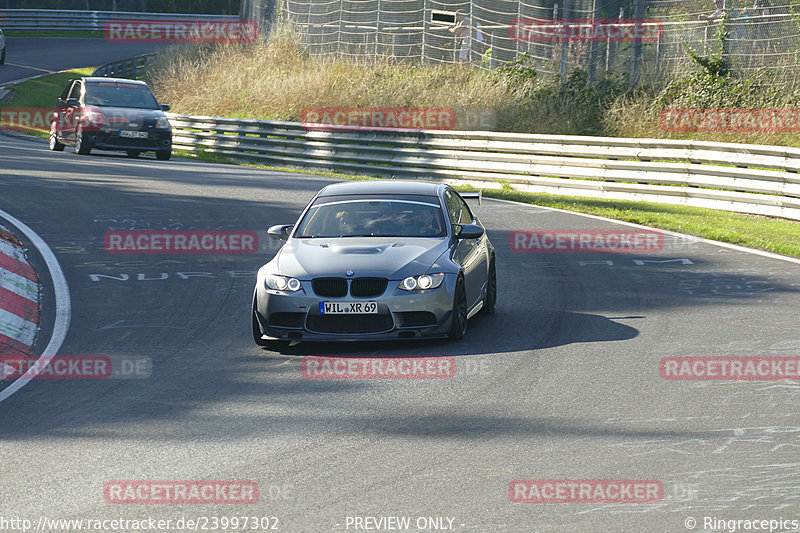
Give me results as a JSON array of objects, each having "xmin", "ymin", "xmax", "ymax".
[
  {"xmin": 92, "ymin": 54, "xmax": 156, "ymax": 80},
  {"xmin": 0, "ymin": 9, "xmax": 237, "ymax": 33},
  {"xmin": 164, "ymin": 113, "xmax": 800, "ymax": 221}
]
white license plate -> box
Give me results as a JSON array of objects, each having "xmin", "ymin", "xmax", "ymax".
[
  {"xmin": 319, "ymin": 301, "xmax": 378, "ymax": 314},
  {"xmin": 120, "ymin": 130, "xmax": 148, "ymax": 138}
]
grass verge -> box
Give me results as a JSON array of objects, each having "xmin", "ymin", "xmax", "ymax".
[
  {"xmin": 1, "ymin": 67, "xmax": 94, "ymax": 140},
  {"xmin": 472, "ymin": 188, "xmax": 800, "ymax": 258}
]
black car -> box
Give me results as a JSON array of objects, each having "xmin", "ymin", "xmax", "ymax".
[{"xmin": 49, "ymin": 77, "xmax": 172, "ymax": 160}]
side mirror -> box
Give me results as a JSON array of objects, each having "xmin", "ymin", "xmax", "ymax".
[
  {"xmin": 66, "ymin": 98, "xmax": 79, "ymax": 107},
  {"xmin": 160, "ymin": 104, "xmax": 171, "ymax": 112},
  {"xmin": 454, "ymin": 223, "xmax": 484, "ymax": 239},
  {"xmin": 267, "ymin": 224, "xmax": 293, "ymax": 241}
]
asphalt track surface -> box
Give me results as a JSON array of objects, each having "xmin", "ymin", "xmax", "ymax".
[
  {"xmin": 0, "ymin": 38, "xmax": 174, "ymax": 85},
  {"xmin": 1, "ymin": 130, "xmax": 800, "ymax": 532}
]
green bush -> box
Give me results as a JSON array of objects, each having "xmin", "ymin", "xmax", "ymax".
[{"xmin": 497, "ymin": 69, "xmax": 628, "ymax": 135}]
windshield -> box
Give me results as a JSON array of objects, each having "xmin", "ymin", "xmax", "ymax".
[
  {"xmin": 84, "ymin": 83, "xmax": 160, "ymax": 109},
  {"xmin": 294, "ymin": 199, "xmax": 446, "ymax": 238}
]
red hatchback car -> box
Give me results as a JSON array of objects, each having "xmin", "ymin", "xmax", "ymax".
[{"xmin": 49, "ymin": 77, "xmax": 172, "ymax": 160}]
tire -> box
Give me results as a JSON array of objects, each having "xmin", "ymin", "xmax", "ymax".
[
  {"xmin": 0, "ymin": 47, "xmax": 5, "ymax": 65},
  {"xmin": 156, "ymin": 149, "xmax": 171, "ymax": 161},
  {"xmin": 480, "ymin": 257, "xmax": 496, "ymax": 315},
  {"xmin": 75, "ymin": 128, "xmax": 91, "ymax": 155},
  {"xmin": 49, "ymin": 121, "xmax": 65, "ymax": 152},
  {"xmin": 448, "ymin": 275, "xmax": 468, "ymax": 340},
  {"xmin": 126, "ymin": 150, "xmax": 141, "ymax": 158}
]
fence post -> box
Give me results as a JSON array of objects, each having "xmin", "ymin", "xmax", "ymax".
[
  {"xmin": 720, "ymin": 18, "xmax": 729, "ymax": 67},
  {"xmin": 560, "ymin": 0, "xmax": 571, "ymax": 83},
  {"xmin": 337, "ymin": 0, "xmax": 344, "ymax": 57},
  {"xmin": 551, "ymin": 4, "xmax": 559, "ymax": 75},
  {"xmin": 588, "ymin": 0, "xmax": 599, "ymax": 83},
  {"xmin": 421, "ymin": 0, "xmax": 427, "ymax": 65},
  {"xmin": 605, "ymin": 6, "xmax": 622, "ymax": 73},
  {"xmin": 515, "ymin": 0, "xmax": 521, "ymax": 62},
  {"xmin": 375, "ymin": 0, "xmax": 381, "ymax": 58},
  {"xmin": 628, "ymin": 0, "xmax": 644, "ymax": 87}
]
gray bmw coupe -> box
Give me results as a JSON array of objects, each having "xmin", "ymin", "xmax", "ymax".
[{"xmin": 252, "ymin": 180, "xmax": 496, "ymax": 347}]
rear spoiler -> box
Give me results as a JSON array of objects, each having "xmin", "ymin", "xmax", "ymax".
[{"xmin": 459, "ymin": 190, "xmax": 482, "ymax": 205}]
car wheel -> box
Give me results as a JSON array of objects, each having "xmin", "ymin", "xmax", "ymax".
[
  {"xmin": 156, "ymin": 149, "xmax": 171, "ymax": 161},
  {"xmin": 126, "ymin": 150, "xmax": 141, "ymax": 158},
  {"xmin": 448, "ymin": 275, "xmax": 468, "ymax": 340},
  {"xmin": 481, "ymin": 257, "xmax": 496, "ymax": 315},
  {"xmin": 49, "ymin": 121, "xmax": 65, "ymax": 152},
  {"xmin": 0, "ymin": 47, "xmax": 5, "ymax": 65},
  {"xmin": 75, "ymin": 128, "xmax": 91, "ymax": 155}
]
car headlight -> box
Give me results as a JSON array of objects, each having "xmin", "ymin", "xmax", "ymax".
[
  {"xmin": 265, "ymin": 275, "xmax": 302, "ymax": 292},
  {"xmin": 155, "ymin": 117, "xmax": 170, "ymax": 129},
  {"xmin": 399, "ymin": 273, "xmax": 445, "ymax": 291}
]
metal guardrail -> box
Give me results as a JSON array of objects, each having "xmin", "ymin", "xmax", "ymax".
[
  {"xmin": 165, "ymin": 113, "xmax": 800, "ymax": 221},
  {"xmin": 0, "ymin": 9, "xmax": 237, "ymax": 33},
  {"xmin": 92, "ymin": 54, "xmax": 157, "ymax": 80}
]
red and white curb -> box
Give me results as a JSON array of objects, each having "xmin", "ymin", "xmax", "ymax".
[
  {"xmin": 0, "ymin": 211, "xmax": 70, "ymax": 403},
  {"xmin": 0, "ymin": 229, "xmax": 40, "ymax": 358}
]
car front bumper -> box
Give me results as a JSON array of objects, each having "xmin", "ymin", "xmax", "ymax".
[
  {"xmin": 84, "ymin": 130, "xmax": 172, "ymax": 152},
  {"xmin": 254, "ymin": 276, "xmax": 457, "ymax": 341}
]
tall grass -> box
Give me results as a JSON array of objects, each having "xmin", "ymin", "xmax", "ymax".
[
  {"xmin": 147, "ymin": 22, "xmax": 800, "ymax": 144},
  {"xmin": 606, "ymin": 51, "xmax": 800, "ymax": 144},
  {"xmin": 148, "ymin": 26, "xmax": 505, "ymax": 122},
  {"xmin": 146, "ymin": 25, "xmax": 628, "ymax": 135}
]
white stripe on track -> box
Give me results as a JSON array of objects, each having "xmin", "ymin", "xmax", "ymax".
[
  {"xmin": 0, "ymin": 267, "xmax": 38, "ymax": 300},
  {"xmin": 0, "ymin": 307, "xmax": 37, "ymax": 346},
  {"xmin": 0, "ymin": 238, "xmax": 28, "ymax": 262}
]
